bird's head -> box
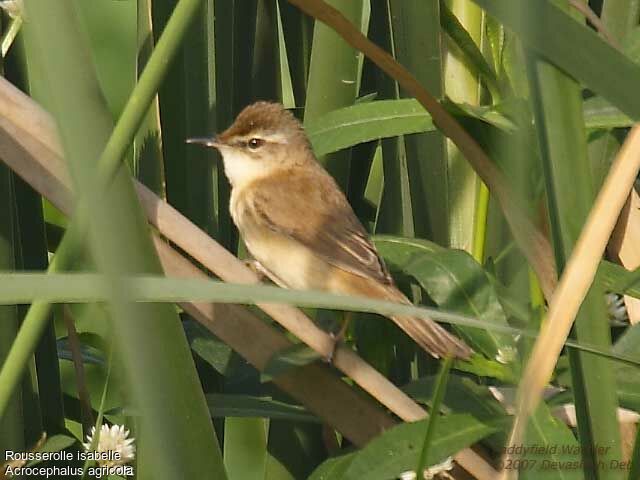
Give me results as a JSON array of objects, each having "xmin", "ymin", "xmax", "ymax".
[{"xmin": 187, "ymin": 102, "xmax": 313, "ymax": 188}]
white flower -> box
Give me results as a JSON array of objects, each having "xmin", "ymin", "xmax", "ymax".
[
  {"xmin": 0, "ymin": 0, "xmax": 23, "ymax": 19},
  {"xmin": 83, "ymin": 423, "xmax": 135, "ymax": 467},
  {"xmin": 398, "ymin": 457, "xmax": 454, "ymax": 479}
]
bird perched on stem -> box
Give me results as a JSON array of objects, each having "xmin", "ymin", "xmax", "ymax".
[{"xmin": 188, "ymin": 102, "xmax": 472, "ymax": 359}]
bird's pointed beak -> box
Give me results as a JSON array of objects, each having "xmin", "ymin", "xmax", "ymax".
[{"xmin": 186, "ymin": 136, "xmax": 221, "ymax": 148}]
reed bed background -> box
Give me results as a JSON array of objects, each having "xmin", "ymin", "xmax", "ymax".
[{"xmin": 1, "ymin": 0, "xmax": 640, "ymax": 479}]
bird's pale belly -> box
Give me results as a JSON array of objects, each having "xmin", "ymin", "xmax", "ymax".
[
  {"xmin": 242, "ymin": 226, "xmax": 334, "ymax": 291},
  {"xmin": 232, "ymin": 187, "xmax": 349, "ymax": 293}
]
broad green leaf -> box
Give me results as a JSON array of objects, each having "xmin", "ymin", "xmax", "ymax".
[
  {"xmin": 206, "ymin": 394, "xmax": 318, "ymax": 423},
  {"xmin": 403, "ymin": 250, "xmax": 514, "ymax": 359},
  {"xmin": 306, "ymin": 99, "xmax": 435, "ymax": 157},
  {"xmin": 304, "ymin": 93, "xmax": 635, "ymax": 171},
  {"xmin": 374, "ymin": 236, "xmax": 515, "ymax": 360},
  {"xmin": 306, "ymin": 99, "xmax": 519, "ymax": 158},
  {"xmin": 308, "ymin": 414, "xmax": 502, "ymax": 480}
]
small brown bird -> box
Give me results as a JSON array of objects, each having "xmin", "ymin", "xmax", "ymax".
[{"xmin": 188, "ymin": 102, "xmax": 472, "ymax": 359}]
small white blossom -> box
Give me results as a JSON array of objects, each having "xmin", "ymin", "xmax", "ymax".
[
  {"xmin": 0, "ymin": 0, "xmax": 23, "ymax": 19},
  {"xmin": 83, "ymin": 423, "xmax": 135, "ymax": 467},
  {"xmin": 398, "ymin": 457, "xmax": 454, "ymax": 479}
]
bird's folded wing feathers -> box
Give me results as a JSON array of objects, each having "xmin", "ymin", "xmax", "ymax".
[{"xmin": 247, "ymin": 168, "xmax": 393, "ymax": 285}]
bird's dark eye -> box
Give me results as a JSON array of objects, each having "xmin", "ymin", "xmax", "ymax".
[{"xmin": 247, "ymin": 138, "xmax": 264, "ymax": 150}]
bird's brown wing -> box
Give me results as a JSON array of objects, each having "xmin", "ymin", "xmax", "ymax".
[
  {"xmin": 247, "ymin": 167, "xmax": 393, "ymax": 285},
  {"xmin": 246, "ymin": 167, "xmax": 474, "ymax": 360}
]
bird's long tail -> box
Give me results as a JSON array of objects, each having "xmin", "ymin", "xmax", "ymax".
[
  {"xmin": 382, "ymin": 287, "xmax": 472, "ymax": 359},
  {"xmin": 390, "ymin": 314, "xmax": 472, "ymax": 359}
]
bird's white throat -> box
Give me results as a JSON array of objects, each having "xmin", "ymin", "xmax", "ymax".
[{"xmin": 218, "ymin": 148, "xmax": 272, "ymax": 189}]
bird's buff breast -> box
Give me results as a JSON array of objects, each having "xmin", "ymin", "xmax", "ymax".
[{"xmin": 230, "ymin": 189, "xmax": 334, "ymax": 291}]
